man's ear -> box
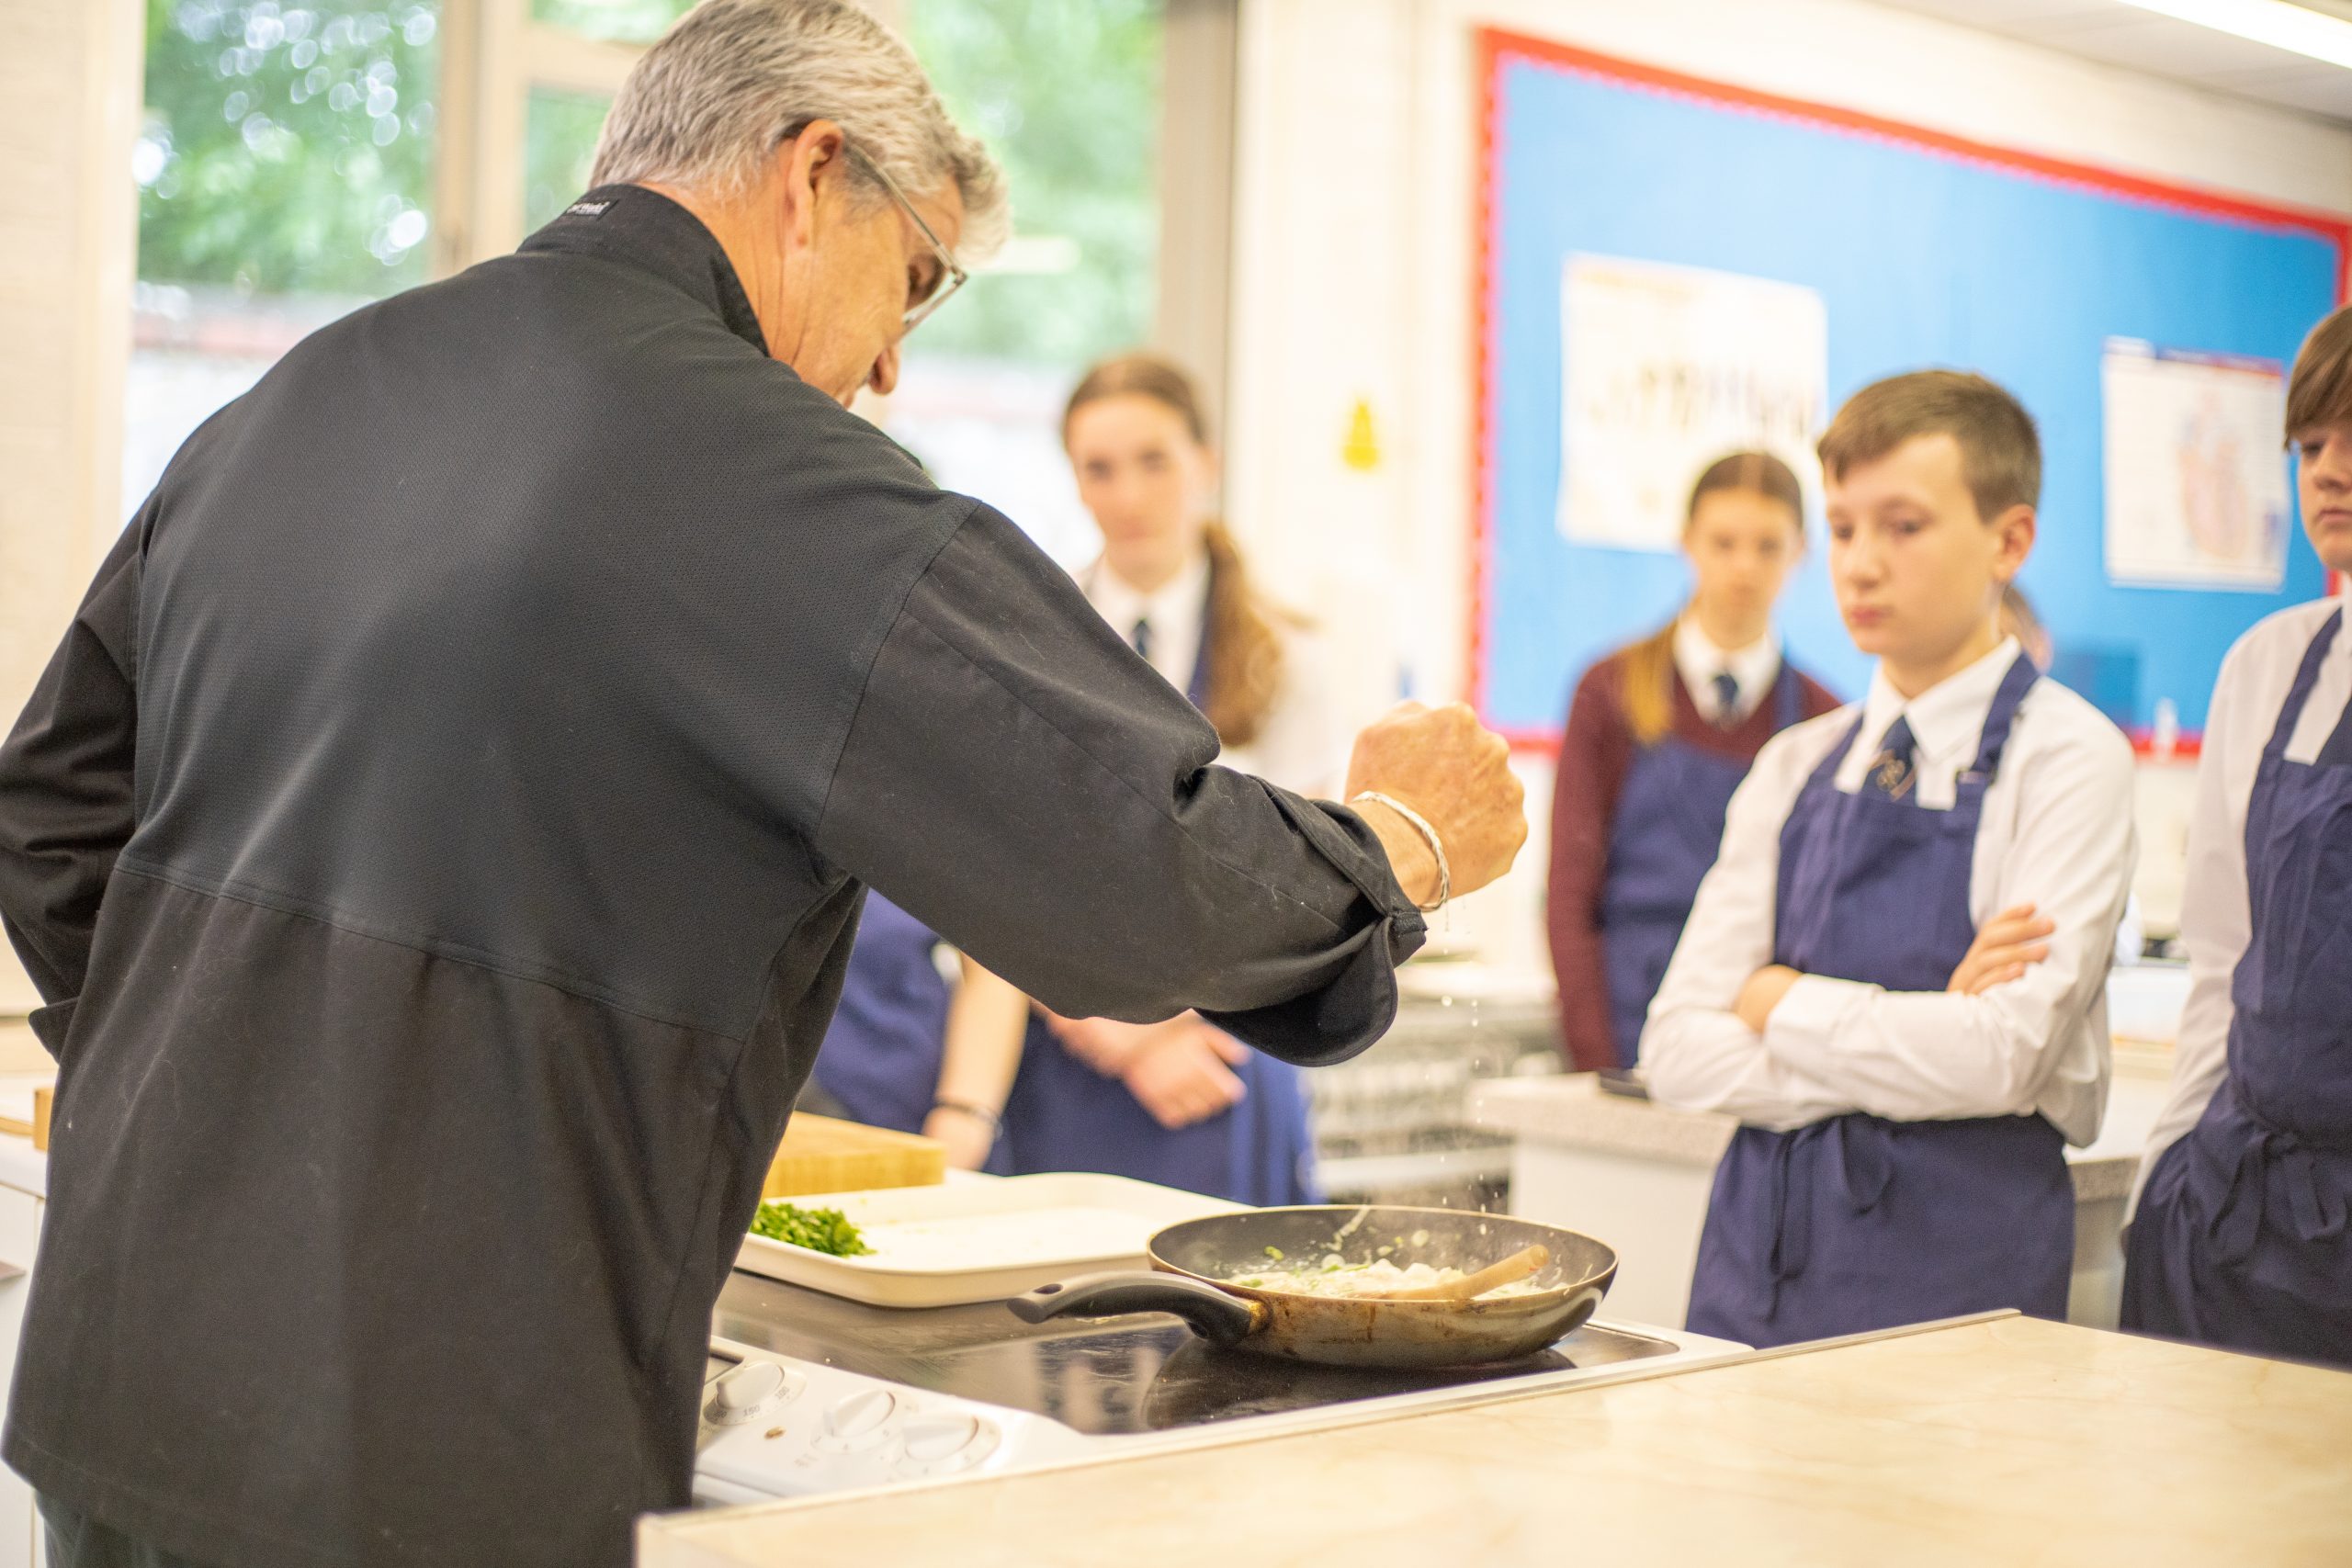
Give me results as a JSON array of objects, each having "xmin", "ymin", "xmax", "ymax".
[{"xmin": 775, "ymin": 118, "xmax": 849, "ymax": 254}]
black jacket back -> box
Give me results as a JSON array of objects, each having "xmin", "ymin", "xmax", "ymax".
[{"xmin": 0, "ymin": 189, "xmax": 1418, "ymax": 1568}]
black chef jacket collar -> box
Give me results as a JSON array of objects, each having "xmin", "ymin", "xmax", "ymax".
[{"xmin": 520, "ymin": 184, "xmax": 771, "ymax": 356}]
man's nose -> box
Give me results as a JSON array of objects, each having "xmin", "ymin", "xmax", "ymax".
[{"xmin": 867, "ymin": 340, "xmax": 902, "ymax": 399}]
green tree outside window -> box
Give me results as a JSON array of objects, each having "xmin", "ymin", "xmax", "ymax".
[
  {"xmin": 138, "ymin": 1, "xmax": 443, "ymax": 298},
  {"xmin": 530, "ymin": 0, "xmax": 694, "ymax": 44},
  {"xmin": 909, "ymin": 0, "xmax": 1159, "ymax": 370}
]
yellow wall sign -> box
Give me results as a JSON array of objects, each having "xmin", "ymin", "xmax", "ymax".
[{"xmin": 1342, "ymin": 398, "xmax": 1381, "ymax": 472}]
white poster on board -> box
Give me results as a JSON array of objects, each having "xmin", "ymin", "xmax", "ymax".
[
  {"xmin": 1558, "ymin": 254, "xmax": 1827, "ymax": 552},
  {"xmin": 2102, "ymin": 339, "xmax": 2290, "ymax": 592}
]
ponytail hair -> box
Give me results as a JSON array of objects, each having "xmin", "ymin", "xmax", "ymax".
[
  {"xmin": 1622, "ymin": 451, "xmax": 1805, "ymax": 747},
  {"xmin": 1619, "ymin": 620, "xmax": 1683, "ymax": 750},
  {"xmin": 1065, "ymin": 352, "xmax": 1299, "ymax": 749}
]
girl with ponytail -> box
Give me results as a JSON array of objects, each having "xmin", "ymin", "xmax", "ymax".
[
  {"xmin": 1547, "ymin": 454, "xmax": 1841, "ymax": 1074},
  {"xmin": 995, "ymin": 352, "xmax": 1347, "ymax": 1204}
]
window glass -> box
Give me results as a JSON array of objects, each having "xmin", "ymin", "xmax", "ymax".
[
  {"xmin": 526, "ymin": 87, "xmax": 615, "ymax": 231},
  {"xmin": 891, "ymin": 0, "xmax": 1162, "ymax": 565},
  {"xmin": 127, "ymin": 1, "xmax": 443, "ymax": 507},
  {"xmin": 529, "ymin": 0, "xmax": 695, "ymax": 45}
]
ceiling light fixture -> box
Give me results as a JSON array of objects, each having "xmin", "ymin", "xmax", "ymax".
[{"xmin": 2116, "ymin": 0, "xmax": 2352, "ymax": 70}]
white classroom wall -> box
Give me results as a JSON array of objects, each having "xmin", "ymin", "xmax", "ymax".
[
  {"xmin": 0, "ymin": 2, "xmax": 141, "ymax": 1015},
  {"xmin": 1224, "ymin": 0, "xmax": 2352, "ymax": 981}
]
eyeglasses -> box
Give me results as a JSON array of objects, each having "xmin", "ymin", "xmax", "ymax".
[{"xmin": 843, "ymin": 141, "xmax": 967, "ymax": 332}]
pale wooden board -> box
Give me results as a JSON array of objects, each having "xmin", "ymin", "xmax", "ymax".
[{"xmin": 763, "ymin": 1113, "xmax": 944, "ymax": 1199}]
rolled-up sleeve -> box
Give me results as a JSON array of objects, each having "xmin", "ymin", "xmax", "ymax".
[
  {"xmin": 0, "ymin": 509, "xmax": 146, "ymax": 1051},
  {"xmin": 812, "ymin": 503, "xmax": 1424, "ymax": 1066}
]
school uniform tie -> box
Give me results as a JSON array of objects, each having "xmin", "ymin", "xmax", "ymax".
[
  {"xmin": 1130, "ymin": 617, "xmax": 1153, "ymax": 663},
  {"xmin": 1711, "ymin": 671, "xmax": 1742, "ymax": 728},
  {"xmin": 1865, "ymin": 716, "xmax": 1918, "ymax": 801},
  {"xmin": 2316, "ymin": 703, "xmax": 2352, "ymax": 767}
]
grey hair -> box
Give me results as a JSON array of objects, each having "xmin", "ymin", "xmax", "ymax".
[{"xmin": 590, "ymin": 0, "xmax": 1009, "ymax": 261}]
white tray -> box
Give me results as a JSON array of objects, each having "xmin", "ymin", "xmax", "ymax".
[{"xmin": 733, "ymin": 1172, "xmax": 1247, "ymax": 1308}]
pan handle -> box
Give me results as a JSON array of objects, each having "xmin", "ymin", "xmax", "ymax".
[{"xmin": 1008, "ymin": 1272, "xmax": 1265, "ymax": 1346}]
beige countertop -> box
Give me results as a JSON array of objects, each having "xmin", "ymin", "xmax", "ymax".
[
  {"xmin": 639, "ymin": 1314, "xmax": 2352, "ymax": 1568},
  {"xmin": 1469, "ymin": 1067, "xmax": 2170, "ymax": 1204}
]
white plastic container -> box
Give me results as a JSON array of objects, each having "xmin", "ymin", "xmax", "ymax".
[{"xmin": 733, "ymin": 1172, "xmax": 1248, "ymax": 1308}]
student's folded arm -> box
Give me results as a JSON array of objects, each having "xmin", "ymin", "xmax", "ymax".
[
  {"xmin": 1761, "ymin": 725, "xmax": 2136, "ymax": 1124},
  {"xmin": 2132, "ymin": 646, "xmax": 2258, "ymax": 1208},
  {"xmin": 1639, "ymin": 734, "xmax": 1856, "ymax": 1130}
]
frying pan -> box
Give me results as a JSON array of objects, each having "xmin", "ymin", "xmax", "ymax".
[{"xmin": 1008, "ymin": 1205, "xmax": 1616, "ymax": 1370}]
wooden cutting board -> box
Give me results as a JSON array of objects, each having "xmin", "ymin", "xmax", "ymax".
[
  {"xmin": 0, "ymin": 1069, "xmax": 940, "ymax": 1175},
  {"xmin": 763, "ymin": 1113, "xmax": 945, "ymax": 1199}
]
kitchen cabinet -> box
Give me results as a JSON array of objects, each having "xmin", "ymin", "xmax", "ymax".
[
  {"xmin": 1306, "ymin": 982, "xmax": 1562, "ymax": 1208},
  {"xmin": 0, "ymin": 1178, "xmax": 40, "ymax": 1568},
  {"xmin": 1470, "ymin": 1066, "xmax": 2169, "ymax": 1331}
]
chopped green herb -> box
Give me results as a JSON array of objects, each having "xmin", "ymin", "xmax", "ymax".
[
  {"xmin": 750, "ymin": 1201, "xmax": 873, "ymax": 1258},
  {"xmin": 1262, "ymin": 1245, "xmax": 1285, "ymax": 1261}
]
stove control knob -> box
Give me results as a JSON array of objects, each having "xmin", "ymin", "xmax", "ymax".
[
  {"xmin": 823, "ymin": 1389, "xmax": 899, "ymax": 1441},
  {"xmin": 899, "ymin": 1415, "xmax": 979, "ymax": 1462},
  {"xmin": 706, "ymin": 1361, "xmax": 788, "ymax": 1426},
  {"xmin": 896, "ymin": 1416, "xmax": 1000, "ymax": 1477}
]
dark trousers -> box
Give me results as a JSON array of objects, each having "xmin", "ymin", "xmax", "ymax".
[{"xmin": 38, "ymin": 1496, "xmax": 217, "ymax": 1568}]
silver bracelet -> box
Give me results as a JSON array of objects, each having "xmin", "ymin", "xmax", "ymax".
[
  {"xmin": 1351, "ymin": 791, "xmax": 1451, "ymax": 912},
  {"xmin": 931, "ymin": 1100, "xmax": 1002, "ymax": 1134}
]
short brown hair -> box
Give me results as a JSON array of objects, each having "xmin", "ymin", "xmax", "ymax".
[
  {"xmin": 1619, "ymin": 451, "xmax": 1807, "ymax": 746},
  {"xmin": 1687, "ymin": 450, "xmax": 1804, "ymax": 529},
  {"xmin": 1817, "ymin": 370, "xmax": 2041, "ymax": 522},
  {"xmin": 2286, "ymin": 306, "xmax": 2352, "ymax": 438}
]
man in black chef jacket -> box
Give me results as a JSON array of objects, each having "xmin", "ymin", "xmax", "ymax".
[{"xmin": 0, "ymin": 4, "xmax": 1525, "ymax": 1565}]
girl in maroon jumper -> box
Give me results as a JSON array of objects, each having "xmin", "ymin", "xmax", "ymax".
[{"xmin": 1546, "ymin": 454, "xmax": 1841, "ymax": 1073}]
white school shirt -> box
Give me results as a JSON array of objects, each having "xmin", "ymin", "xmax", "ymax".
[
  {"xmin": 2129, "ymin": 594, "xmax": 2352, "ymax": 1216},
  {"xmin": 1080, "ymin": 555, "xmax": 1351, "ymax": 797},
  {"xmin": 1672, "ymin": 617, "xmax": 1783, "ymax": 725},
  {"xmin": 1640, "ymin": 637, "xmax": 2136, "ymax": 1146}
]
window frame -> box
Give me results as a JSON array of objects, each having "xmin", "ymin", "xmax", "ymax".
[{"xmin": 433, "ymin": 0, "xmax": 654, "ymax": 275}]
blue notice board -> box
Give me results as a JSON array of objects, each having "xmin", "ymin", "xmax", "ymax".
[{"xmin": 1474, "ymin": 30, "xmax": 2347, "ymax": 738}]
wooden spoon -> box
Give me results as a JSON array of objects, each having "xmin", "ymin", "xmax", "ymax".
[{"xmin": 1370, "ymin": 1244, "xmax": 1549, "ymax": 1302}]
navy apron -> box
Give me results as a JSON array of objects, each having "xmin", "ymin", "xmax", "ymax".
[
  {"xmin": 809, "ymin": 892, "xmax": 1011, "ymax": 1172},
  {"xmin": 999, "ymin": 614, "xmax": 1322, "ymax": 1206},
  {"xmin": 1685, "ymin": 654, "xmax": 2074, "ymax": 1347},
  {"xmin": 2120, "ymin": 611, "xmax": 2352, "ymax": 1370},
  {"xmin": 1600, "ymin": 665, "xmax": 1805, "ymax": 1066}
]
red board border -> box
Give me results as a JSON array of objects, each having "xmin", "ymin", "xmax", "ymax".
[{"xmin": 1469, "ymin": 28, "xmax": 2352, "ymax": 760}]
